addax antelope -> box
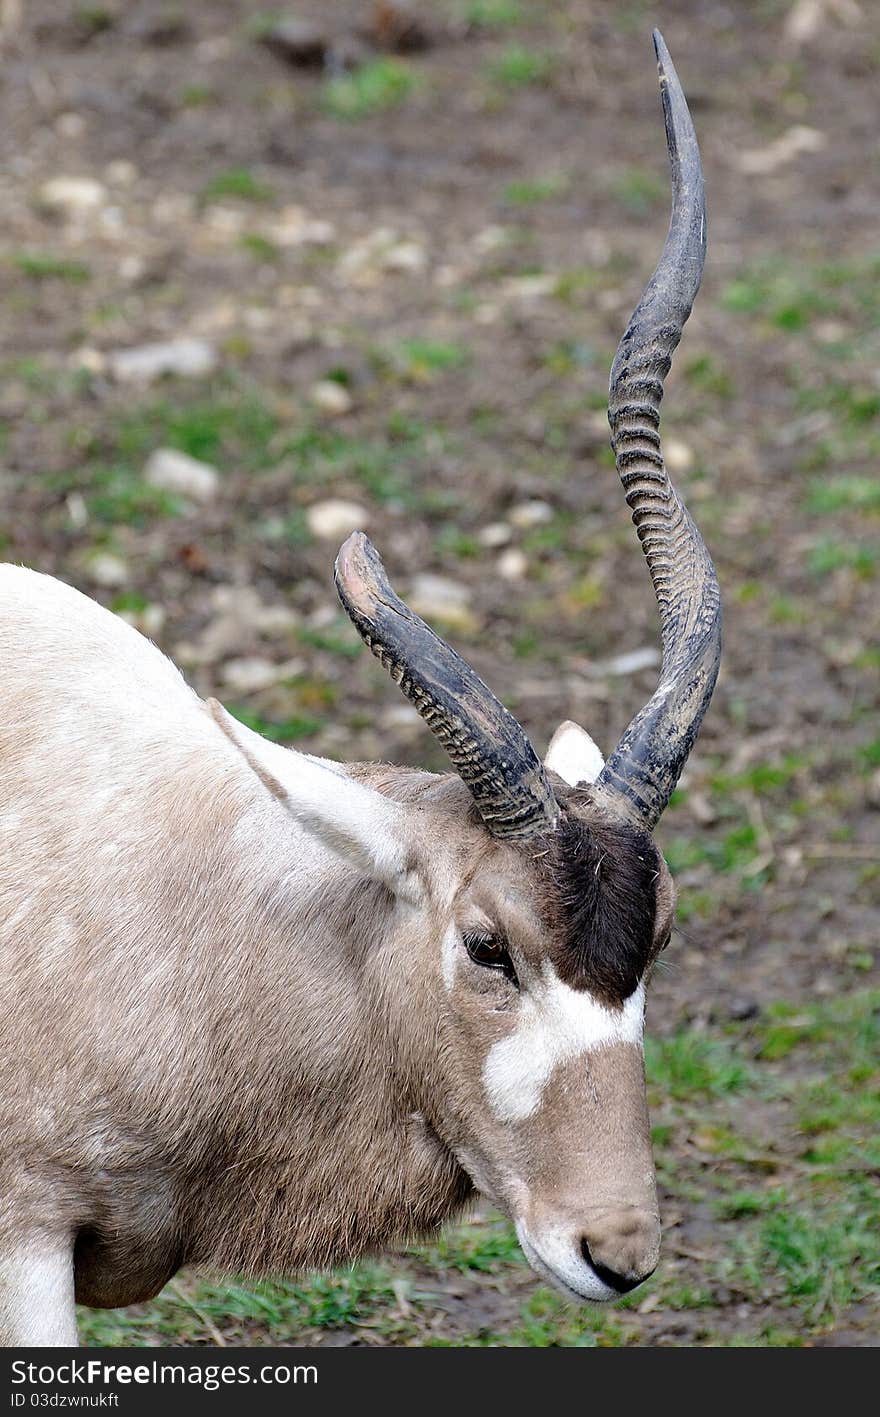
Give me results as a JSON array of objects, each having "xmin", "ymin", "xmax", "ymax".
[{"xmin": 0, "ymin": 32, "xmax": 720, "ymax": 1345}]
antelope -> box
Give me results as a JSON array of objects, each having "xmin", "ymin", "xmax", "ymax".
[{"xmin": 0, "ymin": 32, "xmax": 720, "ymax": 1347}]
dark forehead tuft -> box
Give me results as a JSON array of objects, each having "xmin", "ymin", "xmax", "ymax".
[{"xmin": 535, "ymin": 801, "xmax": 660, "ymax": 1004}]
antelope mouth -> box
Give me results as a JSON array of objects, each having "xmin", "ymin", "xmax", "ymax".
[{"xmin": 515, "ymin": 1222, "xmax": 620, "ymax": 1305}]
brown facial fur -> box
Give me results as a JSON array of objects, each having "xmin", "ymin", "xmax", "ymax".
[{"xmin": 535, "ymin": 788, "xmax": 667, "ymax": 1005}]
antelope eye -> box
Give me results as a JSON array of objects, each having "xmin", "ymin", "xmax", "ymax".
[{"xmin": 464, "ymin": 932, "xmax": 518, "ymax": 985}]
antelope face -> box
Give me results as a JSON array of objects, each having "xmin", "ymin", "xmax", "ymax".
[{"xmin": 432, "ymin": 803, "xmax": 676, "ymax": 1302}]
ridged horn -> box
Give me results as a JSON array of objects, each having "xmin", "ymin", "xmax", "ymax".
[
  {"xmin": 335, "ymin": 532, "xmax": 559, "ymax": 841},
  {"xmin": 595, "ymin": 30, "xmax": 722, "ymax": 832}
]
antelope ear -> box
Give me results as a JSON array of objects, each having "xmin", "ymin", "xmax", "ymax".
[
  {"xmin": 544, "ymin": 720, "xmax": 605, "ymax": 787},
  {"xmin": 207, "ymin": 699, "xmax": 422, "ymax": 903}
]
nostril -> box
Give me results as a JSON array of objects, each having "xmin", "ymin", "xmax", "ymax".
[{"xmin": 581, "ymin": 1239, "xmax": 655, "ymax": 1295}]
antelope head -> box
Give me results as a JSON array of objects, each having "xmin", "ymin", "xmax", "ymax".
[{"xmin": 325, "ymin": 31, "xmax": 722, "ymax": 1303}]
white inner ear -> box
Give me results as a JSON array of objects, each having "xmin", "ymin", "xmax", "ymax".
[
  {"xmin": 208, "ymin": 699, "xmax": 421, "ymax": 902},
  {"xmin": 544, "ymin": 720, "xmax": 605, "ymax": 787}
]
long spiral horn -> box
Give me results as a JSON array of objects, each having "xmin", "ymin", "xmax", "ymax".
[{"xmin": 595, "ymin": 30, "xmax": 722, "ymax": 831}]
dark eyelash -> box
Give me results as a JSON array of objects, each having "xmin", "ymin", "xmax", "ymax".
[{"xmin": 463, "ymin": 932, "xmax": 519, "ymax": 987}]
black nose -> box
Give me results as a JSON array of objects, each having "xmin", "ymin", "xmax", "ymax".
[{"xmin": 581, "ymin": 1239, "xmax": 656, "ymax": 1295}]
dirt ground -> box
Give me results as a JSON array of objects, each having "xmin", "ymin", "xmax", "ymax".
[{"xmin": 1, "ymin": 0, "xmax": 878, "ymax": 1348}]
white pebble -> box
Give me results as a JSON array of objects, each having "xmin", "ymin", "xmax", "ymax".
[
  {"xmin": 408, "ymin": 574, "xmax": 476, "ymax": 632},
  {"xmin": 497, "ymin": 548, "xmax": 528, "ymax": 581},
  {"xmin": 664, "ymin": 439, "xmax": 694, "ymax": 474},
  {"xmin": 510, "ymin": 499, "xmax": 554, "ymax": 528},
  {"xmin": 110, "ymin": 338, "xmax": 217, "ymax": 383},
  {"xmin": 86, "ymin": 553, "xmax": 128, "ymax": 588},
  {"xmin": 477, "ymin": 522, "xmax": 512, "ymax": 549},
  {"xmin": 144, "ymin": 448, "xmax": 219, "ymax": 503},
  {"xmin": 306, "ymin": 499, "xmax": 369, "ymax": 540},
  {"xmin": 39, "ymin": 175, "xmax": 106, "ymax": 213},
  {"xmin": 310, "ymin": 380, "xmax": 353, "ymax": 415}
]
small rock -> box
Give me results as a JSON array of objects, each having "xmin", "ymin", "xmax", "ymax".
[
  {"xmin": 86, "ymin": 553, "xmax": 128, "ymax": 588},
  {"xmin": 477, "ymin": 522, "xmax": 512, "ymax": 549},
  {"xmin": 117, "ymin": 603, "xmax": 166, "ymax": 638},
  {"xmin": 503, "ymin": 273, "xmax": 557, "ymax": 301},
  {"xmin": 270, "ymin": 204, "xmax": 336, "ymax": 247},
  {"xmin": 408, "ymin": 574, "xmax": 476, "ymax": 633},
  {"xmin": 65, "ymin": 493, "xmax": 88, "ymax": 530},
  {"xmin": 664, "ymin": 438, "xmax": 694, "ymax": 474},
  {"xmin": 110, "ymin": 338, "xmax": 217, "ymax": 383},
  {"xmin": 39, "ymin": 175, "xmax": 106, "ymax": 214},
  {"xmin": 104, "ymin": 160, "xmax": 139, "ymax": 187},
  {"xmin": 144, "ymin": 448, "xmax": 219, "ymax": 503},
  {"xmin": 222, "ymin": 657, "xmax": 304, "ymax": 694},
  {"xmin": 510, "ymin": 499, "xmax": 554, "ymax": 529},
  {"xmin": 69, "ymin": 346, "xmax": 107, "ymax": 375},
  {"xmin": 118, "ymin": 254, "xmax": 146, "ymax": 282},
  {"xmin": 784, "ymin": 0, "xmax": 860, "ymax": 46},
  {"xmin": 497, "ymin": 548, "xmax": 527, "ymax": 581},
  {"xmin": 55, "ymin": 113, "xmax": 87, "ymax": 139},
  {"xmin": 381, "ymin": 240, "xmax": 427, "ymax": 274},
  {"xmin": 595, "ymin": 647, "xmax": 661, "ymax": 677},
  {"xmin": 258, "ymin": 18, "xmax": 328, "ymax": 67},
  {"xmin": 306, "ymin": 499, "xmax": 369, "ymax": 540},
  {"xmin": 472, "ymin": 225, "xmax": 508, "ymax": 253},
  {"xmin": 310, "ymin": 380, "xmax": 353, "ymax": 416},
  {"xmin": 736, "ymin": 125, "xmax": 826, "ymax": 176}
]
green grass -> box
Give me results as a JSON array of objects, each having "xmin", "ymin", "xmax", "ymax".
[
  {"xmin": 665, "ymin": 823, "xmax": 766, "ymax": 881},
  {"xmin": 805, "ymin": 475, "xmax": 880, "ymax": 514},
  {"xmin": 646, "ymin": 1033, "xmax": 753, "ymax": 1100},
  {"xmin": 488, "ymin": 46, "xmax": 554, "ymax": 88},
  {"xmin": 383, "ymin": 338, "xmax": 471, "ymax": 382},
  {"xmin": 684, "ymin": 352, "xmax": 735, "ymax": 400},
  {"xmin": 461, "ymin": 0, "xmax": 523, "ymax": 26},
  {"xmin": 115, "ymin": 388, "xmax": 279, "ymax": 469},
  {"xmin": 225, "ymin": 706, "xmax": 321, "ymax": 743},
  {"xmin": 709, "ymin": 753, "xmax": 810, "ymax": 797},
  {"xmin": 722, "ymin": 254, "xmax": 880, "ymax": 344},
  {"xmin": 13, "ymin": 251, "xmax": 91, "ymax": 282},
  {"xmin": 78, "ymin": 1267, "xmax": 399, "ymax": 1346},
  {"xmin": 322, "ymin": 59, "xmax": 415, "ymax": 120},
  {"xmin": 860, "ymin": 737, "xmax": 880, "ymax": 768},
  {"xmin": 239, "ymin": 233, "xmax": 280, "ymax": 262},
  {"xmin": 200, "ymin": 168, "xmax": 274, "ymax": 204},
  {"xmin": 506, "ymin": 1290, "xmax": 627, "ymax": 1347},
  {"xmin": 410, "ymin": 1215, "xmax": 521, "ymax": 1275},
  {"xmin": 808, "ymin": 537, "xmax": 879, "ymax": 577},
  {"xmin": 609, "ymin": 165, "xmax": 666, "ymax": 216},
  {"xmin": 503, "ymin": 174, "xmax": 568, "ymax": 206},
  {"xmin": 180, "ymin": 84, "xmax": 215, "ymax": 108},
  {"xmin": 84, "ymin": 470, "xmax": 182, "ymax": 528}
]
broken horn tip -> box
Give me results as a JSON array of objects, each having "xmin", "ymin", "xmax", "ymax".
[
  {"xmin": 337, "ymin": 528, "xmax": 368, "ymax": 557},
  {"xmin": 652, "ymin": 29, "xmax": 674, "ymax": 78},
  {"xmin": 335, "ymin": 529, "xmax": 376, "ymax": 577}
]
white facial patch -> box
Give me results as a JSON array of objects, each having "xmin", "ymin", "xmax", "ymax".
[{"xmin": 483, "ymin": 964, "xmax": 645, "ymax": 1122}]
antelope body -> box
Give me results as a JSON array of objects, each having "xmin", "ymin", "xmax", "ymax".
[{"xmin": 0, "ymin": 34, "xmax": 721, "ymax": 1347}]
